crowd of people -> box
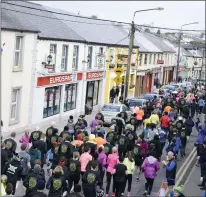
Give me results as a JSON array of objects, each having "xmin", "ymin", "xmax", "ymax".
[{"xmin": 1, "ymin": 83, "xmax": 206, "ymax": 197}]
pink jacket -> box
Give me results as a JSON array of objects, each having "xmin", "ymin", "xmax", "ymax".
[
  {"xmin": 79, "ymin": 152, "xmax": 92, "ymax": 172},
  {"xmin": 19, "ymin": 135, "xmax": 30, "ymax": 149},
  {"xmin": 107, "ymin": 153, "xmax": 119, "ymax": 173}
]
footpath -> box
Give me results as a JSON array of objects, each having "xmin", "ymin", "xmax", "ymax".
[{"xmin": 184, "ymin": 163, "xmax": 205, "ymax": 197}]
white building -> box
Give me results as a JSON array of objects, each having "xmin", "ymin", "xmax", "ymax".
[
  {"xmin": 1, "ymin": 1, "xmax": 106, "ymax": 133},
  {"xmin": 1, "ymin": 29, "xmax": 38, "ymax": 133}
]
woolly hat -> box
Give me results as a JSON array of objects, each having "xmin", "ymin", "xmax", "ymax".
[
  {"xmin": 34, "ymin": 164, "xmax": 41, "ymax": 174},
  {"xmin": 174, "ymin": 185, "xmax": 184, "ymax": 195},
  {"xmin": 36, "ymin": 180, "xmax": 45, "ymax": 190}
]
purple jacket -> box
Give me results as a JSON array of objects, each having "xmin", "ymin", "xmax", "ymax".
[
  {"xmin": 142, "ymin": 156, "xmax": 160, "ymax": 179},
  {"xmin": 90, "ymin": 120, "xmax": 99, "ymax": 134},
  {"xmin": 98, "ymin": 151, "xmax": 107, "ymax": 171}
]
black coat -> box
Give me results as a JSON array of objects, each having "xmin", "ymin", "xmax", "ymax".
[
  {"xmin": 1, "ymin": 148, "xmax": 8, "ymax": 174},
  {"xmin": 34, "ymin": 140, "xmax": 47, "ymax": 160},
  {"xmin": 110, "ymin": 88, "xmax": 116, "ymax": 98}
]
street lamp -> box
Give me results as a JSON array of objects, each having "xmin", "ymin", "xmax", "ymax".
[
  {"xmin": 175, "ymin": 22, "xmax": 198, "ymax": 82},
  {"xmin": 123, "ymin": 7, "xmax": 164, "ymax": 101}
]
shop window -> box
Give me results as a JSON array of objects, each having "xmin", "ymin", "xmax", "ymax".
[
  {"xmin": 43, "ymin": 86, "xmax": 61, "ymax": 118},
  {"xmin": 86, "ymin": 80, "xmax": 100, "ymax": 107},
  {"xmin": 64, "ymin": 84, "xmax": 77, "ymax": 112}
]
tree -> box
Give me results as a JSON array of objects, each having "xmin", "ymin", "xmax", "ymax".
[
  {"xmin": 144, "ymin": 28, "xmax": 150, "ymax": 33},
  {"xmin": 157, "ymin": 29, "xmax": 161, "ymax": 35}
]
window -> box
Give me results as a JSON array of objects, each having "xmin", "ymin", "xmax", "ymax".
[
  {"xmin": 149, "ymin": 54, "xmax": 152, "ymax": 64},
  {"xmin": 110, "ymin": 48, "xmax": 115, "ymax": 64},
  {"xmin": 93, "ymin": 80, "xmax": 99, "ymax": 106},
  {"xmin": 99, "ymin": 47, "xmax": 103, "ymax": 55},
  {"xmin": 118, "ymin": 48, "xmax": 122, "ymax": 54},
  {"xmin": 61, "ymin": 45, "xmax": 68, "ymax": 71},
  {"xmin": 153, "ymin": 54, "xmax": 156, "ymax": 64},
  {"xmin": 49, "ymin": 44, "xmax": 57, "ymax": 72},
  {"xmin": 64, "ymin": 84, "xmax": 77, "ymax": 111},
  {"xmin": 10, "ymin": 88, "xmax": 21, "ymax": 124},
  {"xmin": 164, "ymin": 54, "xmax": 167, "ymax": 63},
  {"xmin": 158, "ymin": 54, "xmax": 160, "ymax": 61},
  {"xmin": 144, "ymin": 54, "xmax": 148, "ymax": 65},
  {"xmin": 86, "ymin": 80, "xmax": 100, "ymax": 107},
  {"xmin": 43, "ymin": 86, "xmax": 61, "ymax": 118},
  {"xmin": 14, "ymin": 36, "xmax": 23, "ymax": 69},
  {"xmin": 88, "ymin": 46, "xmax": 93, "ymax": 68},
  {"xmin": 126, "ymin": 49, "xmax": 129, "ymax": 55},
  {"xmin": 72, "ymin": 46, "xmax": 79, "ymax": 70},
  {"xmin": 139, "ymin": 54, "xmax": 142, "ymax": 65}
]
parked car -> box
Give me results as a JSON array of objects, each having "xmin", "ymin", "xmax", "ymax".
[
  {"xmin": 101, "ymin": 104, "xmax": 132, "ymax": 123},
  {"xmin": 142, "ymin": 93, "xmax": 160, "ymax": 101},
  {"xmin": 128, "ymin": 98, "xmax": 147, "ymax": 108}
]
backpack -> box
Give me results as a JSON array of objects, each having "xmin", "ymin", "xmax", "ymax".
[{"xmin": 30, "ymin": 151, "xmax": 40, "ymax": 166}]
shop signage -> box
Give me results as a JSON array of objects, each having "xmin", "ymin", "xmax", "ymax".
[
  {"xmin": 37, "ymin": 73, "xmax": 83, "ymax": 87},
  {"xmin": 96, "ymin": 55, "xmax": 105, "ymax": 68},
  {"xmin": 157, "ymin": 60, "xmax": 164, "ymax": 64},
  {"xmin": 137, "ymin": 72, "xmax": 145, "ymax": 76},
  {"xmin": 86, "ymin": 71, "xmax": 105, "ymax": 80},
  {"xmin": 164, "ymin": 67, "xmax": 173, "ymax": 71}
]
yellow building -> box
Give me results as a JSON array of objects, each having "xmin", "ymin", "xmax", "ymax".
[{"xmin": 104, "ymin": 47, "xmax": 139, "ymax": 104}]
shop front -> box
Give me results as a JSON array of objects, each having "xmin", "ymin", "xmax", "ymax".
[
  {"xmin": 85, "ymin": 71, "xmax": 105, "ymax": 112},
  {"xmin": 152, "ymin": 67, "xmax": 161, "ymax": 89},
  {"xmin": 162, "ymin": 67, "xmax": 174, "ymax": 85},
  {"xmin": 32, "ymin": 72, "xmax": 83, "ymax": 125}
]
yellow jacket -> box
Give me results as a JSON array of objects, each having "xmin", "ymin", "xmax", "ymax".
[{"xmin": 123, "ymin": 158, "xmax": 135, "ymax": 175}]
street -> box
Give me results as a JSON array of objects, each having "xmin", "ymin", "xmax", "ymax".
[{"xmin": 8, "ymin": 113, "xmax": 198, "ymax": 197}]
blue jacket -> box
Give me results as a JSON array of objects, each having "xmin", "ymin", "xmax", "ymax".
[
  {"xmin": 166, "ymin": 144, "xmax": 177, "ymax": 155},
  {"xmin": 159, "ymin": 130, "xmax": 167, "ymax": 143},
  {"xmin": 199, "ymin": 99, "xmax": 205, "ymax": 107},
  {"xmin": 46, "ymin": 149, "xmax": 53, "ymax": 161},
  {"xmin": 185, "ymin": 119, "xmax": 195, "ymax": 128},
  {"xmin": 144, "ymin": 128, "xmax": 150, "ymax": 140},
  {"xmin": 175, "ymin": 136, "xmax": 182, "ymax": 152},
  {"xmin": 196, "ymin": 125, "xmax": 205, "ymax": 144}
]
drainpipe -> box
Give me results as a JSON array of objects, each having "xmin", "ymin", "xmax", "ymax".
[{"xmin": 28, "ymin": 34, "xmax": 38, "ymax": 129}]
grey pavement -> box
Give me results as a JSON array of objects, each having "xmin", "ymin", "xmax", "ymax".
[{"xmin": 184, "ymin": 164, "xmax": 205, "ymax": 197}]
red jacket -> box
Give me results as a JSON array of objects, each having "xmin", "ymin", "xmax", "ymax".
[{"xmin": 160, "ymin": 115, "xmax": 170, "ymax": 128}]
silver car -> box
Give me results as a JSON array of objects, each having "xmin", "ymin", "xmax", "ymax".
[{"xmin": 101, "ymin": 104, "xmax": 132, "ymax": 123}]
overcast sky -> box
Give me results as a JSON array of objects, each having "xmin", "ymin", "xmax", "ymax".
[{"xmin": 32, "ymin": 1, "xmax": 205, "ymax": 31}]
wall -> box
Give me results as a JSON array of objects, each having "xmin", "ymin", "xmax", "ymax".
[{"xmin": 1, "ymin": 30, "xmax": 37, "ymax": 133}]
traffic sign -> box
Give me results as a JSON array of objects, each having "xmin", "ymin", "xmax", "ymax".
[{"xmin": 114, "ymin": 76, "xmax": 122, "ymax": 85}]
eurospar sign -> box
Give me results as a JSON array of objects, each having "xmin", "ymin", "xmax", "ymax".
[
  {"xmin": 37, "ymin": 73, "xmax": 82, "ymax": 87},
  {"xmin": 86, "ymin": 71, "xmax": 105, "ymax": 80}
]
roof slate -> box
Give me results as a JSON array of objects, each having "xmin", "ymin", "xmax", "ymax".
[{"xmin": 1, "ymin": 1, "xmax": 85, "ymax": 42}]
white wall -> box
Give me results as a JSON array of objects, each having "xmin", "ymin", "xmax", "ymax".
[{"xmin": 1, "ymin": 30, "xmax": 37, "ymax": 133}]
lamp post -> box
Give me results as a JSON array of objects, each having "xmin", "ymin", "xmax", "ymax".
[
  {"xmin": 175, "ymin": 22, "xmax": 198, "ymax": 82},
  {"xmin": 123, "ymin": 7, "xmax": 164, "ymax": 101}
]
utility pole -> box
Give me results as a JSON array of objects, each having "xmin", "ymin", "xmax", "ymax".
[
  {"xmin": 123, "ymin": 7, "xmax": 164, "ymax": 101},
  {"xmin": 175, "ymin": 22, "xmax": 198, "ymax": 82},
  {"xmin": 123, "ymin": 21, "xmax": 135, "ymax": 101},
  {"xmin": 176, "ymin": 31, "xmax": 181, "ymax": 82}
]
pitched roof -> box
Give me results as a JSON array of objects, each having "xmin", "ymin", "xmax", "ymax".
[
  {"xmin": 143, "ymin": 32, "xmax": 176, "ymax": 53},
  {"xmin": 44, "ymin": 6, "xmax": 140, "ymax": 48},
  {"xmin": 1, "ymin": 1, "xmax": 85, "ymax": 42}
]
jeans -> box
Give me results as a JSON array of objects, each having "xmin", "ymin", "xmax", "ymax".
[{"xmin": 145, "ymin": 178, "xmax": 154, "ymax": 195}]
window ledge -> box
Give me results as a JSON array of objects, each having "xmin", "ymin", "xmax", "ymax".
[
  {"xmin": 9, "ymin": 119, "xmax": 20, "ymax": 126},
  {"xmin": 61, "ymin": 70, "xmax": 68, "ymax": 72},
  {"xmin": 13, "ymin": 69, "xmax": 23, "ymax": 72}
]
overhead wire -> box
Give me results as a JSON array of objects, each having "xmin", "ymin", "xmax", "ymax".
[
  {"xmin": 115, "ymin": 31, "xmax": 131, "ymax": 45},
  {"xmin": 2, "ymin": 1, "xmax": 205, "ymax": 32}
]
